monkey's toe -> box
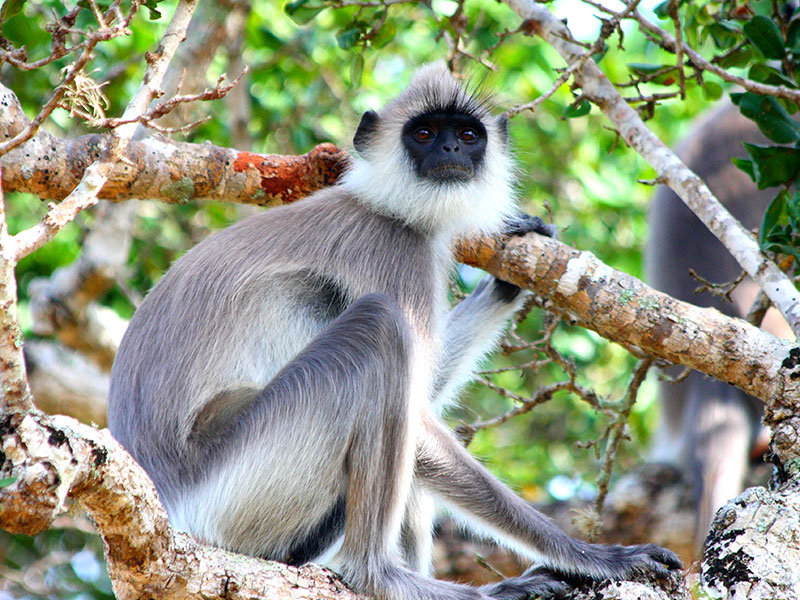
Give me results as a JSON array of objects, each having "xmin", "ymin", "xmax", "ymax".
[{"xmin": 480, "ymin": 566, "xmax": 569, "ymax": 600}]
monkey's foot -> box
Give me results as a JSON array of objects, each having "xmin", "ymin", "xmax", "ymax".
[{"xmin": 479, "ymin": 566, "xmax": 569, "ymax": 600}]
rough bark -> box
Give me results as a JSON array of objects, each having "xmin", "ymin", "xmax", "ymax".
[
  {"xmin": 456, "ymin": 232, "xmax": 800, "ymax": 411},
  {"xmin": 0, "ymin": 410, "xmax": 364, "ymax": 600},
  {"xmin": 702, "ymin": 485, "xmax": 800, "ymax": 599}
]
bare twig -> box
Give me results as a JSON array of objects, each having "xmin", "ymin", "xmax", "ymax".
[
  {"xmin": 0, "ymin": 0, "xmax": 138, "ymax": 157},
  {"xmin": 594, "ymin": 357, "xmax": 654, "ymax": 513},
  {"xmin": 10, "ymin": 0, "xmax": 201, "ymax": 263}
]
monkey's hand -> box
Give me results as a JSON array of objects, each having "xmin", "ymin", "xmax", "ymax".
[
  {"xmin": 503, "ymin": 212, "xmax": 557, "ymax": 240},
  {"xmin": 493, "ymin": 212, "xmax": 556, "ymax": 302}
]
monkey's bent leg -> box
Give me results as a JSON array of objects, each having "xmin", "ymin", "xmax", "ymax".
[
  {"xmin": 416, "ymin": 416, "xmax": 682, "ymax": 582},
  {"xmin": 182, "ymin": 294, "xmax": 545, "ymax": 600},
  {"xmin": 683, "ymin": 376, "xmax": 757, "ymax": 553}
]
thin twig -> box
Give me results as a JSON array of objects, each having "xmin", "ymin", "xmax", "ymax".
[{"xmin": 593, "ymin": 357, "xmax": 654, "ymax": 514}]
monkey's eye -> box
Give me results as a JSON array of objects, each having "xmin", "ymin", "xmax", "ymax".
[
  {"xmin": 413, "ymin": 127, "xmax": 434, "ymax": 142},
  {"xmin": 459, "ymin": 128, "xmax": 478, "ymax": 142}
]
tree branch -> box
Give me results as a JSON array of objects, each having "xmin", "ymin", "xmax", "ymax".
[
  {"xmin": 0, "ymin": 410, "xmax": 365, "ymax": 600},
  {"xmin": 502, "ymin": 0, "xmax": 800, "ymax": 338},
  {"xmin": 456, "ymin": 232, "xmax": 800, "ymax": 412},
  {"xmin": 1, "ymin": 84, "xmax": 347, "ymax": 207}
]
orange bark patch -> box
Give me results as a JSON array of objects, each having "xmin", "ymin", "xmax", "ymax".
[{"xmin": 233, "ymin": 145, "xmax": 347, "ymax": 205}]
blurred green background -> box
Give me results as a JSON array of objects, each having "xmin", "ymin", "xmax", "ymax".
[{"xmin": 0, "ymin": 0, "xmax": 733, "ymax": 597}]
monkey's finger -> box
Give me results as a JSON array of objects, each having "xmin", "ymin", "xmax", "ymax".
[{"xmin": 503, "ymin": 213, "xmax": 557, "ymax": 239}]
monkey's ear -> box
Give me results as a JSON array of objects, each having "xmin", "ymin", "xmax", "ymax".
[
  {"xmin": 354, "ymin": 110, "xmax": 380, "ymax": 154},
  {"xmin": 496, "ymin": 115, "xmax": 509, "ymax": 149}
]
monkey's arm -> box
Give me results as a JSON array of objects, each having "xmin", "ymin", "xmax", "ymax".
[
  {"xmin": 415, "ymin": 414, "xmax": 682, "ymax": 579},
  {"xmin": 432, "ymin": 214, "xmax": 554, "ymax": 407},
  {"xmin": 432, "ymin": 277, "xmax": 526, "ymax": 407}
]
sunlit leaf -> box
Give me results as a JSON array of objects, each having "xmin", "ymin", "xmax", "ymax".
[{"xmin": 0, "ymin": 0, "xmax": 25, "ymax": 23}]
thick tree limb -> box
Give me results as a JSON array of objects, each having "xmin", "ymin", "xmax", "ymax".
[
  {"xmin": 0, "ymin": 83, "xmax": 347, "ymax": 207},
  {"xmin": 0, "ymin": 410, "xmax": 364, "ymax": 600},
  {"xmin": 501, "ymin": 0, "xmax": 800, "ymax": 338},
  {"xmin": 457, "ymin": 232, "xmax": 800, "ymax": 413}
]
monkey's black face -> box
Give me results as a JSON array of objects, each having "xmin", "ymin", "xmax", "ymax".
[{"xmin": 401, "ymin": 111, "xmax": 487, "ymax": 184}]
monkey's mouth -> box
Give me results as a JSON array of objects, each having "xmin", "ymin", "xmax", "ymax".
[{"xmin": 426, "ymin": 164, "xmax": 473, "ymax": 183}]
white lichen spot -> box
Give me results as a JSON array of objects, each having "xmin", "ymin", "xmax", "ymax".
[
  {"xmin": 557, "ymin": 251, "xmax": 596, "ymax": 296},
  {"xmin": 589, "ymin": 260, "xmax": 613, "ymax": 285},
  {"xmin": 142, "ymin": 137, "xmax": 177, "ymax": 158}
]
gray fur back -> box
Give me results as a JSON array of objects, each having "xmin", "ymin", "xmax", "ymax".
[{"xmin": 108, "ymin": 188, "xmax": 441, "ymax": 504}]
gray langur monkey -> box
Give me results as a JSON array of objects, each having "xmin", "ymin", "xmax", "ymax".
[
  {"xmin": 109, "ymin": 63, "xmax": 681, "ymax": 600},
  {"xmin": 647, "ymin": 102, "xmax": 792, "ymax": 553}
]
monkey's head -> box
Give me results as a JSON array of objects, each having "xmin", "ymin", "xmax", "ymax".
[{"xmin": 342, "ymin": 62, "xmax": 516, "ymax": 238}]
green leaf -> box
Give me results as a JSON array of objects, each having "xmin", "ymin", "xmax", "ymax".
[
  {"xmin": 736, "ymin": 92, "xmax": 800, "ymax": 144},
  {"xmin": 788, "ymin": 18, "xmax": 800, "ymax": 53},
  {"xmin": 704, "ymin": 21, "xmax": 743, "ymax": 50},
  {"xmin": 0, "ymin": 477, "xmax": 16, "ymax": 488},
  {"xmin": 564, "ymin": 100, "xmax": 591, "ymax": 118},
  {"xmin": 142, "ymin": 0, "xmax": 162, "ymax": 20},
  {"xmin": 0, "ymin": 0, "xmax": 25, "ymax": 23},
  {"xmin": 350, "ymin": 53, "xmax": 364, "ymax": 88},
  {"xmin": 285, "ymin": 0, "xmax": 324, "ymax": 25},
  {"xmin": 718, "ymin": 46, "xmax": 753, "ymax": 69},
  {"xmin": 336, "ymin": 27, "xmax": 361, "ymax": 50},
  {"xmin": 743, "ymin": 143, "xmax": 800, "ymax": 189},
  {"xmin": 703, "ymin": 81, "xmax": 723, "ymax": 100},
  {"xmin": 788, "ymin": 191, "xmax": 800, "ymax": 228},
  {"xmin": 371, "ymin": 21, "xmax": 396, "ymax": 49},
  {"xmin": 760, "ymin": 190, "xmax": 788, "ymax": 246},
  {"xmin": 731, "ymin": 158, "xmax": 756, "ymax": 182},
  {"xmin": 653, "ymin": 0, "xmax": 670, "ymax": 19},
  {"xmin": 743, "ymin": 15, "xmax": 785, "ymax": 59},
  {"xmin": 747, "ymin": 64, "xmax": 797, "ymax": 88}
]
